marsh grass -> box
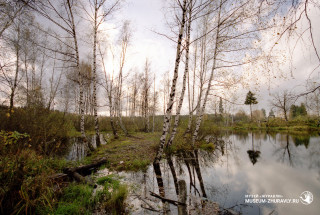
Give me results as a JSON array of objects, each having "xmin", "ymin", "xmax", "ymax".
[
  {"xmin": 200, "ymin": 143, "xmax": 215, "ymax": 151},
  {"xmin": 54, "ymin": 183, "xmax": 97, "ymax": 215},
  {"xmin": 0, "ymin": 147, "xmax": 70, "ymax": 215},
  {"xmin": 95, "ymin": 175, "xmax": 128, "ymax": 214}
]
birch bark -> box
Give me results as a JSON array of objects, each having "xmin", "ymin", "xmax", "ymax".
[
  {"xmin": 66, "ymin": 0, "xmax": 94, "ymax": 151},
  {"xmin": 191, "ymin": 1, "xmax": 222, "ymax": 146},
  {"xmin": 93, "ymin": 2, "xmax": 100, "ymax": 147},
  {"xmin": 154, "ymin": 0, "xmax": 187, "ymax": 164},
  {"xmin": 167, "ymin": 0, "xmax": 193, "ymax": 147}
]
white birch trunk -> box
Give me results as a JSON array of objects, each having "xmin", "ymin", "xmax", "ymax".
[
  {"xmin": 67, "ymin": 0, "xmax": 94, "ymax": 151},
  {"xmin": 154, "ymin": 0, "xmax": 187, "ymax": 164},
  {"xmin": 9, "ymin": 25, "xmax": 20, "ymax": 113},
  {"xmin": 191, "ymin": 2, "xmax": 222, "ymax": 146},
  {"xmin": 117, "ymin": 25, "xmax": 129, "ymax": 136},
  {"xmin": 93, "ymin": 4, "xmax": 100, "ymax": 147},
  {"xmin": 167, "ymin": 1, "xmax": 193, "ymax": 147}
]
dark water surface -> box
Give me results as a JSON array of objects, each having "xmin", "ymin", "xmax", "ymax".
[{"xmin": 115, "ymin": 132, "xmax": 320, "ymax": 215}]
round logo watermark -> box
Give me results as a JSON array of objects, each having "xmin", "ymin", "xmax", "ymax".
[{"xmin": 300, "ymin": 191, "xmax": 313, "ymax": 205}]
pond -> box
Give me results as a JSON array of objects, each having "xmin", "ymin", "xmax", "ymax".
[{"xmin": 114, "ymin": 132, "xmax": 320, "ymax": 215}]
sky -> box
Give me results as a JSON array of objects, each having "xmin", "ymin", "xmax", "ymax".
[
  {"xmin": 103, "ymin": 0, "xmax": 320, "ymax": 116},
  {"xmin": 3, "ymin": 0, "xmax": 316, "ymax": 116},
  {"xmin": 110, "ymin": 0, "xmax": 176, "ymax": 75}
]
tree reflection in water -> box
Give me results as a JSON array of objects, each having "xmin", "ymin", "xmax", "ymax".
[
  {"xmin": 273, "ymin": 133, "xmax": 295, "ymax": 167},
  {"xmin": 151, "ymin": 138, "xmax": 225, "ymax": 215},
  {"xmin": 124, "ymin": 132, "xmax": 320, "ymax": 215},
  {"xmin": 247, "ymin": 133, "xmax": 261, "ymax": 165}
]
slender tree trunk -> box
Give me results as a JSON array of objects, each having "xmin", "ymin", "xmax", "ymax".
[
  {"xmin": 93, "ymin": 5, "xmax": 100, "ymax": 147},
  {"xmin": 250, "ymin": 104, "xmax": 252, "ymax": 121},
  {"xmin": 100, "ymin": 45, "xmax": 119, "ymax": 139},
  {"xmin": 118, "ymin": 112, "xmax": 128, "ymax": 135},
  {"xmin": 144, "ymin": 60, "xmax": 150, "ymax": 132},
  {"xmin": 132, "ymin": 77, "xmax": 136, "ymax": 117},
  {"xmin": 47, "ymin": 54, "xmax": 56, "ymax": 110},
  {"xmin": 185, "ymin": 39, "xmax": 197, "ymax": 136},
  {"xmin": 24, "ymin": 50, "xmax": 29, "ymax": 106},
  {"xmin": 163, "ymin": 83, "xmax": 166, "ymax": 115},
  {"xmin": 9, "ymin": 26, "xmax": 20, "ymax": 113},
  {"xmin": 284, "ymin": 108, "xmax": 288, "ymax": 121},
  {"xmin": 186, "ymin": 23, "xmax": 208, "ymax": 137},
  {"xmin": 154, "ymin": 0, "xmax": 187, "ymax": 165},
  {"xmin": 67, "ymin": 0, "xmax": 93, "ymax": 151},
  {"xmin": 117, "ymin": 35, "xmax": 129, "ymax": 136},
  {"xmin": 153, "ymin": 74, "xmax": 155, "ymax": 133},
  {"xmin": 167, "ymin": 2, "xmax": 193, "ymax": 147},
  {"xmin": 192, "ymin": 1, "xmax": 222, "ymax": 146}
]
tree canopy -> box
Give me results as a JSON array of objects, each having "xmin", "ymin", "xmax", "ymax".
[
  {"xmin": 244, "ymin": 91, "xmax": 258, "ymax": 106},
  {"xmin": 290, "ymin": 103, "xmax": 307, "ymax": 119}
]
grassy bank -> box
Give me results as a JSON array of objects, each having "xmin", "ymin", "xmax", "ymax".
[
  {"xmin": 51, "ymin": 174, "xmax": 128, "ymax": 215},
  {"xmin": 0, "ymin": 130, "xmax": 128, "ymax": 215},
  {"xmin": 84, "ymin": 132, "xmax": 160, "ymax": 172},
  {"xmin": 197, "ymin": 115, "xmax": 320, "ymax": 134}
]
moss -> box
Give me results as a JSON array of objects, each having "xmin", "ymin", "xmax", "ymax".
[
  {"xmin": 86, "ymin": 132, "xmax": 160, "ymax": 172},
  {"xmin": 97, "ymin": 175, "xmax": 116, "ymax": 185},
  {"xmin": 131, "ymin": 159, "xmax": 150, "ymax": 172},
  {"xmin": 200, "ymin": 143, "xmax": 215, "ymax": 151}
]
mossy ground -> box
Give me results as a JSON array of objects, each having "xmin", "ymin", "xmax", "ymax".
[
  {"xmin": 51, "ymin": 174, "xmax": 128, "ymax": 215},
  {"xmin": 87, "ymin": 132, "xmax": 161, "ymax": 172}
]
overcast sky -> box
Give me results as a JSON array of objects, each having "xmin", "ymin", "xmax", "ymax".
[{"xmin": 102, "ymin": 0, "xmax": 320, "ymax": 115}]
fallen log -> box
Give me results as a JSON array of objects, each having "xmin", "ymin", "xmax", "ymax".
[
  {"xmin": 64, "ymin": 168, "xmax": 96, "ymax": 187},
  {"xmin": 50, "ymin": 157, "xmax": 107, "ymax": 186},
  {"xmin": 63, "ymin": 157, "xmax": 107, "ymax": 176},
  {"xmin": 149, "ymin": 191, "xmax": 186, "ymax": 206},
  {"xmin": 49, "ymin": 173, "xmax": 69, "ymax": 183}
]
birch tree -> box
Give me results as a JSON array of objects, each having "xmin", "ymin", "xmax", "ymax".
[
  {"xmin": 115, "ymin": 21, "xmax": 131, "ymax": 136},
  {"xmin": 191, "ymin": 1, "xmax": 222, "ymax": 145},
  {"xmin": 23, "ymin": 0, "xmax": 94, "ymax": 150},
  {"xmin": 0, "ymin": 10, "xmax": 33, "ymax": 114},
  {"xmin": 6, "ymin": 19, "xmax": 22, "ymax": 114},
  {"xmin": 190, "ymin": 0, "xmax": 268, "ymax": 145},
  {"xmin": 142, "ymin": 59, "xmax": 151, "ymax": 132},
  {"xmin": 129, "ymin": 70, "xmax": 140, "ymax": 117},
  {"xmin": 99, "ymin": 44, "xmax": 119, "ymax": 138},
  {"xmin": 46, "ymin": 53, "xmax": 63, "ymax": 110},
  {"xmin": 80, "ymin": 0, "xmax": 120, "ymax": 147},
  {"xmin": 154, "ymin": 0, "xmax": 187, "ymax": 165},
  {"xmin": 152, "ymin": 74, "xmax": 157, "ymax": 132},
  {"xmin": 185, "ymin": 34, "xmax": 198, "ymax": 136},
  {"xmin": 185, "ymin": 11, "xmax": 211, "ymax": 137},
  {"xmin": 167, "ymin": 0, "xmax": 194, "ymax": 147}
]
